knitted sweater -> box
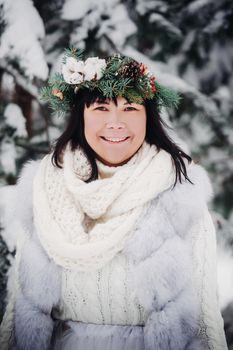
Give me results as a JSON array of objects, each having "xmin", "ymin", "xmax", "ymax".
[{"xmin": 52, "ymin": 253, "xmax": 148, "ymax": 325}]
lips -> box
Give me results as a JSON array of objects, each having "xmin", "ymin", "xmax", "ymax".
[{"xmin": 100, "ymin": 136, "xmax": 130, "ymax": 143}]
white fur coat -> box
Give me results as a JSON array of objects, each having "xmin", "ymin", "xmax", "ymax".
[{"xmin": 0, "ymin": 160, "xmax": 228, "ymax": 350}]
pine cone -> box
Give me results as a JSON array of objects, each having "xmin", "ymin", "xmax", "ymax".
[{"xmin": 119, "ymin": 61, "xmax": 141, "ymax": 79}]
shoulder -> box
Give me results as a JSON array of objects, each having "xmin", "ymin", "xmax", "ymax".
[
  {"xmin": 17, "ymin": 156, "xmax": 49, "ymax": 186},
  {"xmin": 157, "ymin": 161, "xmax": 214, "ymax": 237},
  {"xmin": 123, "ymin": 162, "xmax": 214, "ymax": 261},
  {"xmin": 164, "ymin": 160, "xmax": 213, "ymax": 204},
  {"xmin": 14, "ymin": 156, "xmax": 50, "ymax": 235},
  {"xmin": 178, "ymin": 160, "xmax": 213, "ymax": 201},
  {"xmin": 16, "ymin": 153, "xmax": 54, "ymax": 193},
  {"xmin": 16, "ymin": 159, "xmax": 41, "ymax": 192},
  {"xmin": 16, "ymin": 158, "xmax": 45, "ymax": 207}
]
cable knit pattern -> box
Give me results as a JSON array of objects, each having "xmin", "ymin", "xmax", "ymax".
[
  {"xmin": 33, "ymin": 141, "xmax": 176, "ymax": 270},
  {"xmin": 188, "ymin": 206, "xmax": 228, "ymax": 350},
  {"xmin": 53, "ymin": 253, "xmax": 148, "ymax": 326}
]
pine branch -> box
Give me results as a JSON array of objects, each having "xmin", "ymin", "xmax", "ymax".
[
  {"xmin": 155, "ymin": 81, "xmax": 181, "ymax": 108},
  {"xmin": 62, "ymin": 47, "xmax": 84, "ymax": 64}
]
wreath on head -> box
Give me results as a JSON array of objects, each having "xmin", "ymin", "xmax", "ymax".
[{"xmin": 40, "ymin": 47, "xmax": 181, "ymax": 116}]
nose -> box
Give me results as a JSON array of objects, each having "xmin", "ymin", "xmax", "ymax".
[
  {"xmin": 105, "ymin": 111, "xmax": 126, "ymax": 129},
  {"xmin": 106, "ymin": 122, "xmax": 125, "ymax": 129}
]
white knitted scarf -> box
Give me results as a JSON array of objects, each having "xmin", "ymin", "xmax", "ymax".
[{"xmin": 33, "ymin": 141, "xmax": 176, "ymax": 271}]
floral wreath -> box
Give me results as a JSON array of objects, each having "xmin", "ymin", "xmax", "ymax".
[{"xmin": 40, "ymin": 48, "xmax": 181, "ymax": 116}]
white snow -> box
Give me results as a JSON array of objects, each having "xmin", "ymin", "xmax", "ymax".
[
  {"xmin": 70, "ymin": 26, "xmax": 88, "ymax": 50},
  {"xmin": 96, "ymin": 4, "xmax": 137, "ymax": 48},
  {"xmin": 30, "ymin": 126, "xmax": 62, "ymax": 144},
  {"xmin": 4, "ymin": 103, "xmax": 27, "ymax": 138},
  {"xmin": 190, "ymin": 116, "xmax": 214, "ymax": 145},
  {"xmin": 62, "ymin": 0, "xmax": 96, "ymax": 21},
  {"xmin": 62, "ymin": 0, "xmax": 136, "ymax": 49},
  {"xmin": 0, "ymin": 185, "xmax": 18, "ymax": 252},
  {"xmin": 1, "ymin": 72, "xmax": 15, "ymax": 95},
  {"xmin": 0, "ymin": 0, "xmax": 48, "ymax": 80},
  {"xmin": 205, "ymin": 11, "xmax": 225, "ymax": 34},
  {"xmin": 0, "ymin": 138, "xmax": 17, "ymax": 175},
  {"xmin": 149, "ymin": 13, "xmax": 182, "ymax": 39},
  {"xmin": 136, "ymin": 0, "xmax": 167, "ymax": 16},
  {"xmin": 186, "ymin": 0, "xmax": 213, "ymax": 14},
  {"xmin": 181, "ymin": 63, "xmax": 200, "ymax": 90},
  {"xmin": 184, "ymin": 42, "xmax": 233, "ymax": 90}
]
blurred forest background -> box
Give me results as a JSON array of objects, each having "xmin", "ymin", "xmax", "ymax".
[{"xmin": 0, "ymin": 0, "xmax": 233, "ymax": 348}]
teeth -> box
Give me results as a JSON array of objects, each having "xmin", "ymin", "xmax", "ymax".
[{"xmin": 103, "ymin": 137, "xmax": 128, "ymax": 142}]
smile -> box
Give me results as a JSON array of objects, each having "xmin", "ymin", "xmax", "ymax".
[{"xmin": 100, "ymin": 136, "xmax": 130, "ymax": 143}]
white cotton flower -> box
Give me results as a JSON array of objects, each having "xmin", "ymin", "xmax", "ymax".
[
  {"xmin": 84, "ymin": 57, "xmax": 107, "ymax": 81},
  {"xmin": 84, "ymin": 66, "xmax": 98, "ymax": 81},
  {"xmin": 75, "ymin": 60, "xmax": 85, "ymax": 72},
  {"xmin": 62, "ymin": 68, "xmax": 84, "ymax": 84},
  {"xmin": 85, "ymin": 57, "xmax": 101, "ymax": 66},
  {"xmin": 62, "ymin": 57, "xmax": 85, "ymax": 84},
  {"xmin": 66, "ymin": 57, "xmax": 85, "ymax": 73},
  {"xmin": 70, "ymin": 72, "xmax": 84, "ymax": 84},
  {"xmin": 95, "ymin": 59, "xmax": 107, "ymax": 79}
]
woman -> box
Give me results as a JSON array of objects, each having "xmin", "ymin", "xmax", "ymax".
[{"xmin": 0, "ymin": 49, "xmax": 228, "ymax": 350}]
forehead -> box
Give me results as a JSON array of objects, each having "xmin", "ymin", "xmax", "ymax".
[
  {"xmin": 91, "ymin": 96, "xmax": 143, "ymax": 106},
  {"xmin": 93, "ymin": 100, "xmax": 128, "ymax": 105}
]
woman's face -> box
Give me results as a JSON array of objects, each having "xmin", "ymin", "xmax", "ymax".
[{"xmin": 84, "ymin": 96, "xmax": 147, "ymax": 166}]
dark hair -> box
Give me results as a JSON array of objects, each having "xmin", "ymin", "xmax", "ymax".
[{"xmin": 51, "ymin": 88, "xmax": 193, "ymax": 188}]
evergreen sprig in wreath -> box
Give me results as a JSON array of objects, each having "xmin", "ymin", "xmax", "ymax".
[{"xmin": 40, "ymin": 48, "xmax": 181, "ymax": 116}]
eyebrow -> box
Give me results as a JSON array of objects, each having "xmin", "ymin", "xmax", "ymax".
[
  {"xmin": 94, "ymin": 101, "xmax": 109, "ymax": 105},
  {"xmin": 93, "ymin": 101, "xmax": 134, "ymax": 105}
]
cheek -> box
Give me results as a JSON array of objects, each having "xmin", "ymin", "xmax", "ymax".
[
  {"xmin": 84, "ymin": 116, "xmax": 101, "ymax": 140},
  {"xmin": 129, "ymin": 116, "xmax": 146, "ymax": 139}
]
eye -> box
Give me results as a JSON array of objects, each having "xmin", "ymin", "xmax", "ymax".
[
  {"xmin": 125, "ymin": 106, "xmax": 137, "ymax": 111},
  {"xmin": 94, "ymin": 106, "xmax": 108, "ymax": 111}
]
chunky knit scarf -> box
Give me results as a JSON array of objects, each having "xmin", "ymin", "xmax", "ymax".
[{"xmin": 33, "ymin": 141, "xmax": 176, "ymax": 271}]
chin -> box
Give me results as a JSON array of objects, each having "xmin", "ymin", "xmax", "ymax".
[{"xmin": 99, "ymin": 154, "xmax": 133, "ymax": 166}]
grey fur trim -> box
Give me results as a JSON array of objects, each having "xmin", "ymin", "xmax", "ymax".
[
  {"xmin": 12, "ymin": 160, "xmax": 62, "ymax": 349},
  {"xmin": 19, "ymin": 235, "xmax": 61, "ymax": 313},
  {"xmin": 143, "ymin": 287, "xmax": 204, "ymax": 350},
  {"xmin": 123, "ymin": 163, "xmax": 212, "ymax": 261},
  {"xmin": 122, "ymin": 198, "xmax": 175, "ymax": 262},
  {"xmin": 14, "ymin": 292, "xmax": 54, "ymax": 350},
  {"xmin": 160, "ymin": 163, "xmax": 213, "ymax": 239},
  {"xmin": 124, "ymin": 164, "xmax": 212, "ymax": 261},
  {"xmin": 122, "ymin": 163, "xmax": 212, "ymax": 349},
  {"xmin": 15, "ymin": 160, "xmax": 40, "ymax": 234},
  {"xmin": 132, "ymin": 235, "xmax": 192, "ymax": 311},
  {"xmin": 14, "ymin": 222, "xmax": 61, "ymax": 349}
]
